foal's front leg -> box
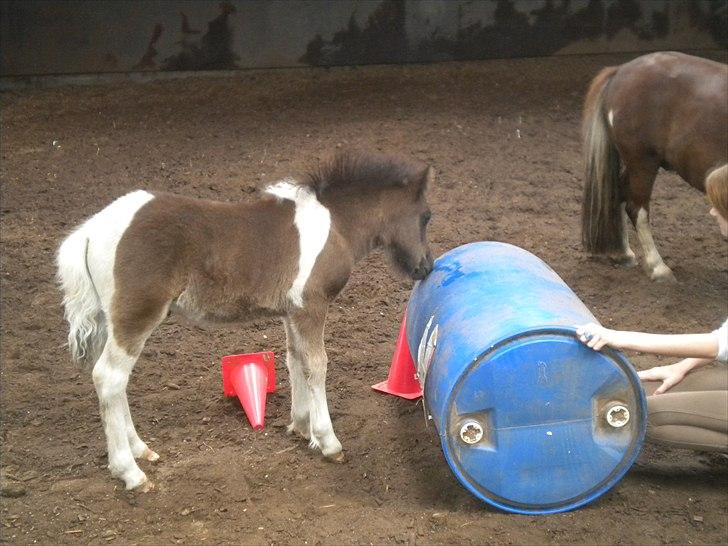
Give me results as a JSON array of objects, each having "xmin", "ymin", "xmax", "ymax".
[{"xmin": 287, "ymin": 310, "xmax": 343, "ymax": 461}]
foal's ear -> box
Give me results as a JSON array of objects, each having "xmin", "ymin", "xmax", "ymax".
[{"xmin": 415, "ymin": 165, "xmax": 434, "ymax": 198}]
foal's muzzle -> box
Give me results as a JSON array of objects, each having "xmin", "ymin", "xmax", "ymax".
[{"xmin": 410, "ymin": 255, "xmax": 434, "ymax": 280}]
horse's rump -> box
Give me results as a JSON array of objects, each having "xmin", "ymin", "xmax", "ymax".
[
  {"xmin": 581, "ymin": 52, "xmax": 728, "ymax": 266},
  {"xmin": 581, "ymin": 65, "xmax": 618, "ymax": 142},
  {"xmin": 603, "ymin": 52, "xmax": 727, "ymax": 187}
]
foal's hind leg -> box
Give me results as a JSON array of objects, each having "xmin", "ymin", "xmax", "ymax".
[
  {"xmin": 122, "ymin": 396, "xmax": 159, "ymax": 462},
  {"xmin": 622, "ymin": 155, "xmax": 676, "ymax": 282},
  {"xmin": 94, "ymin": 297, "xmax": 169, "ymax": 490},
  {"xmin": 283, "ymin": 318, "xmax": 311, "ymax": 440},
  {"xmin": 92, "ymin": 335, "xmax": 153, "ymax": 491},
  {"xmin": 287, "ymin": 310, "xmax": 343, "ymax": 461}
]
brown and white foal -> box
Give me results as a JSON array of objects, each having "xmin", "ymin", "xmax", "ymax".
[{"xmin": 57, "ymin": 151, "xmax": 434, "ymax": 491}]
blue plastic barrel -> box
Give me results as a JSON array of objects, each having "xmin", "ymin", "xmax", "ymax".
[{"xmin": 406, "ymin": 242, "xmax": 646, "ymax": 514}]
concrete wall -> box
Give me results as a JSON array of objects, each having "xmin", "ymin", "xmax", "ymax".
[{"xmin": 1, "ymin": 0, "xmax": 725, "ymax": 77}]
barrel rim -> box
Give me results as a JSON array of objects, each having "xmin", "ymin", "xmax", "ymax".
[{"xmin": 437, "ymin": 326, "xmax": 648, "ymax": 515}]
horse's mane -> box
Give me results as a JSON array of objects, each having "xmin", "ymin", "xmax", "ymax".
[{"xmin": 303, "ymin": 151, "xmax": 423, "ymax": 197}]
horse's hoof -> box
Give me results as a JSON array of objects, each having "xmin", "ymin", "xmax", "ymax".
[
  {"xmin": 325, "ymin": 451, "xmax": 346, "ymax": 464},
  {"xmin": 134, "ymin": 478, "xmax": 155, "ymax": 493},
  {"xmin": 650, "ymin": 265, "xmax": 676, "ymax": 283},
  {"xmin": 144, "ymin": 448, "xmax": 160, "ymax": 463},
  {"xmin": 123, "ymin": 471, "xmax": 154, "ymax": 492},
  {"xmin": 611, "ymin": 254, "xmax": 637, "ymax": 268}
]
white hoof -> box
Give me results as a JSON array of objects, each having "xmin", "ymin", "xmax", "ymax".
[
  {"xmin": 324, "ymin": 450, "xmax": 346, "ymax": 464},
  {"xmin": 650, "ymin": 263, "xmax": 676, "ymax": 283},
  {"xmin": 144, "ymin": 448, "xmax": 160, "ymax": 462},
  {"xmin": 131, "ymin": 443, "xmax": 160, "ymax": 462},
  {"xmin": 132, "ymin": 477, "xmax": 155, "ymax": 492},
  {"xmin": 111, "ymin": 461, "xmax": 149, "ymax": 491},
  {"xmin": 317, "ymin": 435, "xmax": 343, "ymax": 460}
]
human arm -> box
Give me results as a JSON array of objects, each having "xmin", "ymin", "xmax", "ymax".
[
  {"xmin": 575, "ymin": 323, "xmax": 720, "ymax": 359},
  {"xmin": 637, "ymin": 357, "xmax": 714, "ymax": 394}
]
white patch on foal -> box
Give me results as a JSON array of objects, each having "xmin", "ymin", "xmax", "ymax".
[
  {"xmin": 608, "ymin": 109, "xmax": 615, "ymax": 128},
  {"xmin": 88, "ymin": 191, "xmax": 156, "ymax": 313},
  {"xmin": 266, "ymin": 180, "xmax": 331, "ymax": 307},
  {"xmin": 58, "ymin": 190, "xmax": 155, "ymax": 359}
]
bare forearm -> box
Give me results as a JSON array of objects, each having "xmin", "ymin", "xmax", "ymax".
[
  {"xmin": 609, "ymin": 331, "xmax": 719, "ymax": 359},
  {"xmin": 673, "ymin": 357, "xmax": 715, "ymax": 373}
]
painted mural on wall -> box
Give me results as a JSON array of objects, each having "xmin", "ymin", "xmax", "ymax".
[
  {"xmin": 300, "ymin": 0, "xmax": 727, "ymax": 66},
  {"xmin": 135, "ymin": 2, "xmax": 240, "ymax": 71},
  {"xmin": 0, "ymin": 0, "xmax": 725, "ymax": 77},
  {"xmin": 300, "ymin": 0, "xmax": 408, "ymax": 66}
]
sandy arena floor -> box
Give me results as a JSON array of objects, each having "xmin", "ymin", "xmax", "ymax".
[{"xmin": 1, "ymin": 52, "xmax": 727, "ymax": 545}]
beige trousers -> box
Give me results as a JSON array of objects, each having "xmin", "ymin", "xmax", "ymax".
[{"xmin": 642, "ymin": 366, "xmax": 728, "ymax": 453}]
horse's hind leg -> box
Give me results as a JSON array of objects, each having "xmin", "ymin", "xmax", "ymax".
[
  {"xmin": 613, "ymin": 202, "xmax": 637, "ymax": 267},
  {"xmin": 623, "ymin": 156, "xmax": 676, "ymax": 282},
  {"xmin": 287, "ymin": 309, "xmax": 343, "ymax": 461}
]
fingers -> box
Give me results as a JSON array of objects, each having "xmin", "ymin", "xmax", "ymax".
[
  {"xmin": 583, "ymin": 334, "xmax": 607, "ymax": 351},
  {"xmin": 576, "ymin": 323, "xmax": 598, "ymax": 338},
  {"xmin": 654, "ymin": 373, "xmax": 684, "ymax": 395},
  {"xmin": 640, "ymin": 365, "xmax": 684, "ymax": 394},
  {"xmin": 653, "ymin": 378, "xmax": 674, "ymax": 395},
  {"xmin": 576, "ymin": 323, "xmax": 601, "ymax": 347},
  {"xmin": 638, "ymin": 367, "xmax": 661, "ymax": 381}
]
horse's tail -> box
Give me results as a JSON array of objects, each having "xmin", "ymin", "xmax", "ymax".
[
  {"xmin": 57, "ymin": 225, "xmax": 107, "ymax": 367},
  {"xmin": 581, "ymin": 66, "xmax": 623, "ymax": 254}
]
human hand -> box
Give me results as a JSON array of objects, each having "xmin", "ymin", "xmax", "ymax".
[
  {"xmin": 637, "ymin": 361, "xmax": 690, "ymax": 394},
  {"xmin": 576, "ymin": 323, "xmax": 616, "ymax": 351}
]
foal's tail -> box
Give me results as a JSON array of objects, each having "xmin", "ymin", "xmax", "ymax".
[
  {"xmin": 581, "ymin": 66, "xmax": 623, "ymax": 254},
  {"xmin": 57, "ymin": 226, "xmax": 107, "ymax": 367}
]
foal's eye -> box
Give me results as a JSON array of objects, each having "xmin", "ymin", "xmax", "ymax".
[{"xmin": 421, "ymin": 212, "xmax": 432, "ymax": 227}]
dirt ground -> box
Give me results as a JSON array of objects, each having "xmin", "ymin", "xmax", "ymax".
[{"xmin": 2, "ymin": 52, "xmax": 727, "ymax": 545}]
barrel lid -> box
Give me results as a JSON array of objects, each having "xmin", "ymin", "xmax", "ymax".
[{"xmin": 441, "ymin": 328, "xmax": 646, "ymax": 515}]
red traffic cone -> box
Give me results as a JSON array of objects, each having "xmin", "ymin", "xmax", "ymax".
[
  {"xmin": 372, "ymin": 314, "xmax": 423, "ymax": 399},
  {"xmin": 222, "ymin": 352, "xmax": 276, "ymax": 430}
]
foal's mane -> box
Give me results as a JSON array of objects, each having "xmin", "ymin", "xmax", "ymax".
[{"xmin": 303, "ymin": 151, "xmax": 423, "ymax": 197}]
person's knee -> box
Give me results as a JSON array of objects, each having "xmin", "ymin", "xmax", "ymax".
[{"xmin": 646, "ymin": 424, "xmax": 728, "ymax": 453}]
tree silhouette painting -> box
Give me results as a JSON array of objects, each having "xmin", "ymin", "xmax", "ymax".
[{"xmin": 300, "ymin": 0, "xmax": 726, "ymax": 67}]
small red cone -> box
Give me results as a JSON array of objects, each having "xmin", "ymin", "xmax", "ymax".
[
  {"xmin": 222, "ymin": 352, "xmax": 276, "ymax": 430},
  {"xmin": 372, "ymin": 314, "xmax": 423, "ymax": 399}
]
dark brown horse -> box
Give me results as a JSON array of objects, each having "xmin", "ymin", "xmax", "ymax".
[
  {"xmin": 581, "ymin": 51, "xmax": 727, "ymax": 281},
  {"xmin": 57, "ymin": 151, "xmax": 434, "ymax": 491}
]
